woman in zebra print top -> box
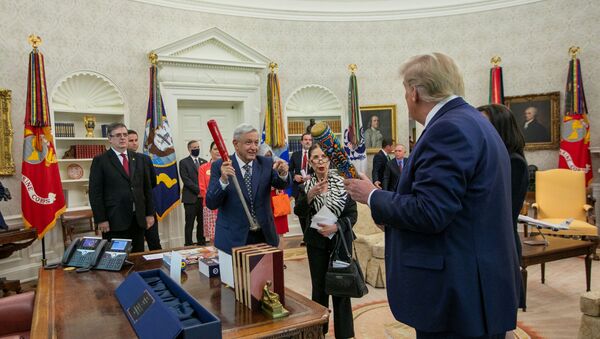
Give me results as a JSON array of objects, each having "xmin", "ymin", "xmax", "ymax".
[{"xmin": 295, "ymin": 143, "xmax": 357, "ymax": 339}]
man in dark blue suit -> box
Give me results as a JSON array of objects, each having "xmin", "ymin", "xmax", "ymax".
[
  {"xmin": 206, "ymin": 123, "xmax": 290, "ymax": 254},
  {"xmin": 382, "ymin": 144, "xmax": 406, "ymax": 192},
  {"xmin": 371, "ymin": 138, "xmax": 393, "ymax": 189},
  {"xmin": 345, "ymin": 53, "xmax": 520, "ymax": 338}
]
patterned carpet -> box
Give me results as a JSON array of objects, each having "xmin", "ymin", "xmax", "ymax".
[{"xmin": 283, "ymin": 253, "xmax": 600, "ymax": 339}]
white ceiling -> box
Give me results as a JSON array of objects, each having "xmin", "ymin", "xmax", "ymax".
[{"xmin": 132, "ymin": 0, "xmax": 544, "ymax": 21}]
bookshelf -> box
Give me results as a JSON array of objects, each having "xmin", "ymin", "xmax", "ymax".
[
  {"xmin": 50, "ymin": 71, "xmax": 128, "ymax": 211},
  {"xmin": 284, "ymin": 84, "xmax": 343, "ymax": 153}
]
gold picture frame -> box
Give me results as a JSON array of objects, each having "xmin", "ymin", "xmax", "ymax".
[
  {"xmin": 0, "ymin": 89, "xmax": 15, "ymax": 175},
  {"xmin": 360, "ymin": 104, "xmax": 397, "ymax": 154},
  {"xmin": 505, "ymin": 91, "xmax": 560, "ymax": 151}
]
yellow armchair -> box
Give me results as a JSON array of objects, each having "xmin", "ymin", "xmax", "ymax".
[{"xmin": 532, "ymin": 169, "xmax": 598, "ymax": 237}]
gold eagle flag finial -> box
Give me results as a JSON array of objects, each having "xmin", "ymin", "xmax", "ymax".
[
  {"xmin": 148, "ymin": 52, "xmax": 158, "ymax": 65},
  {"xmin": 349, "ymin": 64, "xmax": 357, "ymax": 74},
  {"xmin": 269, "ymin": 62, "xmax": 278, "ymax": 73},
  {"xmin": 490, "ymin": 56, "xmax": 502, "ymax": 67},
  {"xmin": 569, "ymin": 46, "xmax": 580, "ymax": 60},
  {"xmin": 28, "ymin": 34, "xmax": 42, "ymax": 49}
]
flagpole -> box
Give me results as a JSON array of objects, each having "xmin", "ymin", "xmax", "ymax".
[{"xmin": 28, "ymin": 34, "xmax": 48, "ymax": 267}]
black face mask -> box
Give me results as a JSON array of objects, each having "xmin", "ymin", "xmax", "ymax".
[{"xmin": 191, "ymin": 149, "xmax": 200, "ymax": 157}]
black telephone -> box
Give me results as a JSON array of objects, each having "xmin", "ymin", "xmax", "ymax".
[
  {"xmin": 95, "ymin": 238, "xmax": 132, "ymax": 271},
  {"xmin": 62, "ymin": 237, "xmax": 107, "ymax": 268}
]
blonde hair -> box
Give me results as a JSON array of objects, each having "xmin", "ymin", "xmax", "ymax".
[{"xmin": 399, "ymin": 53, "xmax": 465, "ymax": 102}]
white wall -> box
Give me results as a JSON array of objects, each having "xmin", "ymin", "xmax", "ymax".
[{"xmin": 1, "ymin": 0, "xmax": 599, "ymax": 279}]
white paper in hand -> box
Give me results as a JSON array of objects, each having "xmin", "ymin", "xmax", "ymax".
[{"xmin": 311, "ymin": 205, "xmax": 338, "ymax": 239}]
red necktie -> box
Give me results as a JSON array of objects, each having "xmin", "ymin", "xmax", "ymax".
[
  {"xmin": 302, "ymin": 151, "xmax": 308, "ymax": 172},
  {"xmin": 120, "ymin": 153, "xmax": 129, "ymax": 176}
]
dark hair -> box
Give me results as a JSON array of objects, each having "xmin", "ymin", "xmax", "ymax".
[
  {"xmin": 107, "ymin": 122, "xmax": 128, "ymax": 136},
  {"xmin": 127, "ymin": 129, "xmax": 138, "ymax": 136},
  {"xmin": 477, "ymin": 104, "xmax": 525, "ymax": 156},
  {"xmin": 301, "ymin": 132, "xmax": 312, "ymax": 140},
  {"xmin": 308, "ymin": 143, "xmax": 324, "ymax": 159},
  {"xmin": 187, "ymin": 140, "xmax": 198, "ymax": 148},
  {"xmin": 210, "ymin": 141, "xmax": 216, "ymax": 150},
  {"xmin": 381, "ymin": 138, "xmax": 393, "ymax": 148}
]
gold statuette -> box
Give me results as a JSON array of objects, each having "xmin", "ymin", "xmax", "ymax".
[
  {"xmin": 261, "ymin": 280, "xmax": 289, "ymax": 319},
  {"xmin": 83, "ymin": 116, "xmax": 96, "ymax": 137}
]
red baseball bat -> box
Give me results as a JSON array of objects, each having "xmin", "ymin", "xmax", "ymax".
[{"xmin": 207, "ymin": 120, "xmax": 230, "ymax": 162}]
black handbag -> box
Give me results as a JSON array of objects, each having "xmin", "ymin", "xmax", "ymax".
[{"xmin": 324, "ymin": 219, "xmax": 369, "ymax": 298}]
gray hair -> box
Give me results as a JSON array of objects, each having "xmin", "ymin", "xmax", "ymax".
[
  {"xmin": 399, "ymin": 52, "xmax": 465, "ymax": 103},
  {"xmin": 233, "ymin": 123, "xmax": 258, "ymax": 141}
]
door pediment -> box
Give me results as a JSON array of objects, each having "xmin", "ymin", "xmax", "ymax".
[{"xmin": 153, "ymin": 27, "xmax": 269, "ymax": 70}]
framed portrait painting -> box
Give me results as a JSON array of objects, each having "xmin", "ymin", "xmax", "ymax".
[
  {"xmin": 505, "ymin": 91, "xmax": 560, "ymax": 151},
  {"xmin": 360, "ymin": 104, "xmax": 397, "ymax": 153}
]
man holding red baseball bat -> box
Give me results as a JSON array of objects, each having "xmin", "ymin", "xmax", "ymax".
[{"xmin": 206, "ymin": 123, "xmax": 290, "ymax": 254}]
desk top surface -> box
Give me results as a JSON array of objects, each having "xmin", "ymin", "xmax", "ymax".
[{"xmin": 31, "ymin": 248, "xmax": 328, "ymax": 339}]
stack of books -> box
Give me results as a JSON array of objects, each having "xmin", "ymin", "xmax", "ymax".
[{"xmin": 232, "ymin": 244, "xmax": 284, "ymax": 310}]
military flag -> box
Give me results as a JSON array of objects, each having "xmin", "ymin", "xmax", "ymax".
[
  {"xmin": 489, "ymin": 56, "xmax": 504, "ymax": 104},
  {"xmin": 21, "ymin": 35, "xmax": 66, "ymax": 238},
  {"xmin": 344, "ymin": 64, "xmax": 367, "ymax": 174},
  {"xmin": 558, "ymin": 47, "xmax": 592, "ymax": 185},
  {"xmin": 262, "ymin": 62, "xmax": 289, "ymax": 162},
  {"xmin": 143, "ymin": 53, "xmax": 180, "ymax": 220}
]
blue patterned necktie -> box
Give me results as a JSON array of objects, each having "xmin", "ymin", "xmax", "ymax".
[{"xmin": 242, "ymin": 164, "xmax": 257, "ymax": 222}]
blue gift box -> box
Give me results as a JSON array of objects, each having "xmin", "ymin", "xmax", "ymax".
[{"xmin": 115, "ymin": 269, "xmax": 221, "ymax": 339}]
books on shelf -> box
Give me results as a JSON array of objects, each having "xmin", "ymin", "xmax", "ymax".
[
  {"xmin": 55, "ymin": 122, "xmax": 75, "ymax": 137},
  {"xmin": 231, "ymin": 244, "xmax": 284, "ymax": 310},
  {"xmin": 63, "ymin": 144, "xmax": 107, "ymax": 159}
]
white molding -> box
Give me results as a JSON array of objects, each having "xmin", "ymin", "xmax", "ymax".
[
  {"xmin": 285, "ymin": 84, "xmax": 342, "ymax": 117},
  {"xmin": 131, "ymin": 0, "xmax": 543, "ymax": 21},
  {"xmin": 50, "ymin": 70, "xmax": 128, "ymax": 113},
  {"xmin": 154, "ymin": 27, "xmax": 270, "ymax": 69}
]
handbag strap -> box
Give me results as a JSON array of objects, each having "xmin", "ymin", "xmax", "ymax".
[{"xmin": 331, "ymin": 217, "xmax": 354, "ymax": 262}]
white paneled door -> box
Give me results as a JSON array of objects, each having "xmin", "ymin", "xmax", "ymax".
[{"xmin": 177, "ymin": 100, "xmax": 242, "ymax": 160}]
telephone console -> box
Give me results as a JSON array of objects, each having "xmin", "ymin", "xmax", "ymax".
[
  {"xmin": 62, "ymin": 237, "xmax": 132, "ymax": 271},
  {"xmin": 95, "ymin": 238, "xmax": 132, "ymax": 271}
]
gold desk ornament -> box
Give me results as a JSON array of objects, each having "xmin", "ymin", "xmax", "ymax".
[
  {"xmin": 569, "ymin": 46, "xmax": 580, "ymax": 59},
  {"xmin": 261, "ymin": 280, "xmax": 289, "ymax": 319},
  {"xmin": 349, "ymin": 64, "xmax": 357, "ymax": 74},
  {"xmin": 490, "ymin": 56, "xmax": 502, "ymax": 67},
  {"xmin": 83, "ymin": 116, "xmax": 96, "ymax": 137}
]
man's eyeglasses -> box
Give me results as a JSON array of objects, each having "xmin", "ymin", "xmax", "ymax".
[{"xmin": 110, "ymin": 133, "xmax": 128, "ymax": 138}]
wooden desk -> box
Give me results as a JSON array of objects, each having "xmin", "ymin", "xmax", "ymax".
[
  {"xmin": 31, "ymin": 250, "xmax": 328, "ymax": 338},
  {"xmin": 520, "ymin": 235, "xmax": 596, "ymax": 311}
]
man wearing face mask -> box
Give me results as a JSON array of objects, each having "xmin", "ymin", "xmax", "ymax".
[{"xmin": 179, "ymin": 140, "xmax": 208, "ymax": 246}]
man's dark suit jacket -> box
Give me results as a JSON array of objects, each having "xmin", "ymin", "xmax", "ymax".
[
  {"xmin": 89, "ymin": 150, "xmax": 155, "ymax": 232},
  {"xmin": 179, "ymin": 156, "xmax": 207, "ymax": 204},
  {"xmin": 370, "ymin": 97, "xmax": 520, "ymax": 336},
  {"xmin": 523, "ymin": 119, "xmax": 549, "ymax": 143},
  {"xmin": 289, "ymin": 150, "xmax": 311, "ymax": 199},
  {"xmin": 382, "ymin": 157, "xmax": 405, "ymax": 192},
  {"xmin": 371, "ymin": 150, "xmax": 388, "ymax": 184},
  {"xmin": 206, "ymin": 155, "xmax": 289, "ymax": 254}
]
